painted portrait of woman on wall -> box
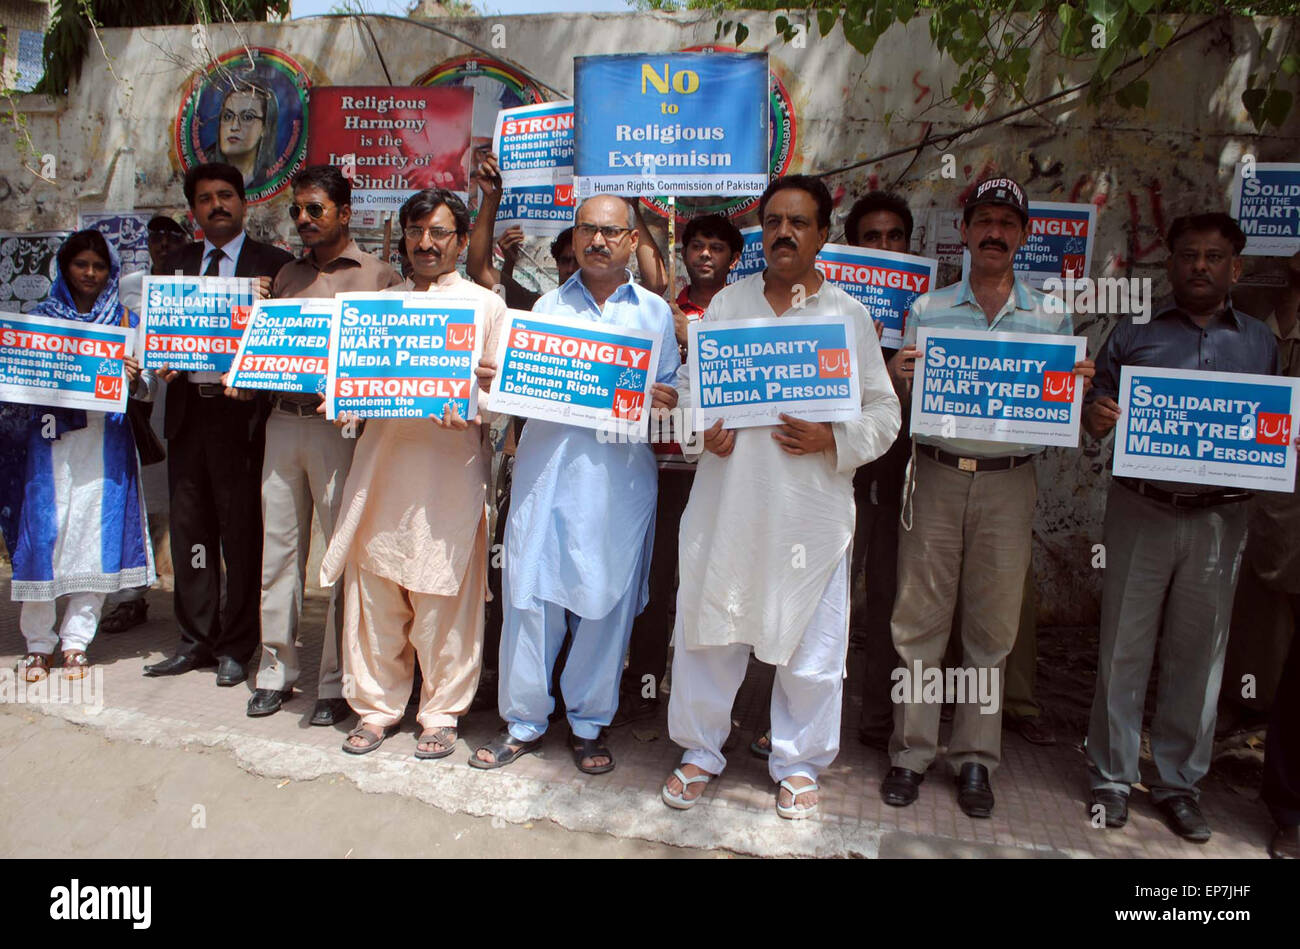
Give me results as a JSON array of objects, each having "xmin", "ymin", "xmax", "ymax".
[{"xmin": 174, "ymin": 47, "xmax": 311, "ymax": 205}]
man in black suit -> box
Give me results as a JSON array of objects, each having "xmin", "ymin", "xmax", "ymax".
[{"xmin": 143, "ymin": 162, "xmax": 293, "ymax": 686}]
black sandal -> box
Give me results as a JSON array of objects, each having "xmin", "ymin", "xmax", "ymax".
[
  {"xmin": 468, "ymin": 729, "xmax": 542, "ymax": 770},
  {"xmin": 569, "ymin": 730, "xmax": 614, "ymax": 775}
]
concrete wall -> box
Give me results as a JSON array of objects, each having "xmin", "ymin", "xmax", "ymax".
[{"xmin": 1, "ymin": 10, "xmax": 1297, "ymax": 621}]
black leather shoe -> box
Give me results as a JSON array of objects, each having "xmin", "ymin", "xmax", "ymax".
[
  {"xmin": 611, "ymin": 695, "xmax": 659, "ymax": 728},
  {"xmin": 215, "ymin": 657, "xmax": 247, "ymax": 687},
  {"xmin": 311, "ymin": 697, "xmax": 353, "ymax": 726},
  {"xmin": 1157, "ymin": 795, "xmax": 1211, "ymax": 843},
  {"xmin": 956, "ymin": 763, "xmax": 995, "ymax": 818},
  {"xmin": 881, "ymin": 767, "xmax": 924, "ymax": 806},
  {"xmin": 246, "ymin": 688, "xmax": 293, "ymax": 718},
  {"xmin": 1090, "ymin": 789, "xmax": 1129, "ymax": 828},
  {"xmin": 142, "ymin": 653, "xmax": 215, "ymax": 677}
]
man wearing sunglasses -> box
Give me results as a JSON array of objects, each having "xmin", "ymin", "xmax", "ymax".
[
  {"xmin": 143, "ymin": 164, "xmax": 293, "ymax": 688},
  {"xmin": 247, "ymin": 165, "xmax": 402, "ymax": 725},
  {"xmin": 471, "ymin": 194, "xmax": 680, "ymax": 776}
]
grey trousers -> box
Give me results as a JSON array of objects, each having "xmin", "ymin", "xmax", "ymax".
[
  {"xmin": 1087, "ymin": 482, "xmax": 1248, "ymax": 802},
  {"xmin": 254, "ymin": 410, "xmax": 357, "ymax": 698},
  {"xmin": 889, "ymin": 452, "xmax": 1037, "ymax": 775}
]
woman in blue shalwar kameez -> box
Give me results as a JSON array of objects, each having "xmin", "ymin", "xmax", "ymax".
[{"xmin": 0, "ymin": 230, "xmax": 156, "ymax": 680}]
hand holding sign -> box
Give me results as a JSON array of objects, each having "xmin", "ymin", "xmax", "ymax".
[
  {"xmin": 772, "ymin": 413, "xmax": 834, "ymax": 456},
  {"xmin": 475, "ymin": 355, "xmax": 497, "ymax": 393},
  {"xmin": 124, "ymin": 354, "xmax": 141, "ymax": 386},
  {"xmin": 888, "ymin": 344, "xmax": 920, "ymax": 392},
  {"xmin": 703, "ymin": 419, "xmax": 736, "ymax": 458},
  {"xmin": 1084, "ymin": 396, "xmax": 1122, "ymax": 439}
]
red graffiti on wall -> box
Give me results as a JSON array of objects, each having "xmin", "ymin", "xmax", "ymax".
[
  {"xmin": 1069, "ymin": 174, "xmax": 1110, "ymax": 209},
  {"xmin": 1116, "ymin": 180, "xmax": 1165, "ymax": 269},
  {"xmin": 912, "ymin": 71, "xmax": 932, "ymax": 105}
]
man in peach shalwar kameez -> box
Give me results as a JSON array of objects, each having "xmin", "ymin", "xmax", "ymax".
[{"xmin": 320, "ymin": 190, "xmax": 505, "ymax": 758}]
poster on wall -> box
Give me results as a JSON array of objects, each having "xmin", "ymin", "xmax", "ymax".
[
  {"xmin": 0, "ymin": 231, "xmax": 71, "ymax": 314},
  {"xmin": 78, "ymin": 212, "xmax": 153, "ymax": 274},
  {"xmin": 173, "ymin": 46, "xmax": 312, "ymax": 205},
  {"xmin": 307, "ymin": 86, "xmax": 474, "ymax": 212}
]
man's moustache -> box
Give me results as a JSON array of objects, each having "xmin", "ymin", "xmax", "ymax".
[
  {"xmin": 585, "ymin": 247, "xmax": 612, "ymax": 257},
  {"xmin": 980, "ymin": 240, "xmax": 1008, "ymax": 251},
  {"xmin": 772, "ymin": 239, "xmax": 797, "ymax": 251}
]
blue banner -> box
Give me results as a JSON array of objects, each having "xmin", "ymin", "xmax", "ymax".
[
  {"xmin": 1233, "ymin": 162, "xmax": 1300, "ymax": 256},
  {"xmin": 1114, "ymin": 365, "xmax": 1300, "ymax": 492},
  {"xmin": 228, "ymin": 298, "xmax": 337, "ymax": 395},
  {"xmin": 0, "ymin": 311, "xmax": 132, "ymax": 412},
  {"xmin": 911, "ymin": 327, "xmax": 1086, "ymax": 446},
  {"xmin": 688, "ymin": 315, "xmax": 860, "ymax": 430},
  {"xmin": 574, "ymin": 52, "xmax": 768, "ymax": 198},
  {"xmin": 815, "ymin": 243, "xmax": 937, "ymax": 350},
  {"xmin": 489, "ymin": 310, "xmax": 661, "ymax": 435},
  {"xmin": 141, "ymin": 275, "xmax": 257, "ymax": 372},
  {"xmin": 326, "ymin": 293, "xmax": 483, "ymax": 420}
]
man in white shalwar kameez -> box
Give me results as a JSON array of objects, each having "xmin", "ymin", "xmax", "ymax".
[{"xmin": 663, "ymin": 176, "xmax": 900, "ymax": 818}]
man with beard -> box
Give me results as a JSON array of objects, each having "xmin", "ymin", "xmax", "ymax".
[
  {"xmin": 244, "ymin": 165, "xmax": 402, "ymax": 724},
  {"xmin": 143, "ymin": 164, "xmax": 292, "ymax": 686}
]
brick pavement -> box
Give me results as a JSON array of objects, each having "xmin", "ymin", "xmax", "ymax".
[{"xmin": 0, "ymin": 573, "xmax": 1277, "ymax": 858}]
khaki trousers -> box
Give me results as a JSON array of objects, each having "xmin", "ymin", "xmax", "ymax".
[
  {"xmin": 255, "ymin": 411, "xmax": 357, "ymax": 698},
  {"xmin": 890, "ymin": 451, "xmax": 1037, "ymax": 774},
  {"xmin": 342, "ymin": 525, "xmax": 486, "ymax": 730}
]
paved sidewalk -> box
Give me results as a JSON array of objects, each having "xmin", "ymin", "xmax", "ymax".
[{"xmin": 0, "ymin": 576, "xmax": 1276, "ymax": 858}]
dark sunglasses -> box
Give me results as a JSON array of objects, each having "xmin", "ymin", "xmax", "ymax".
[{"xmin": 289, "ymin": 203, "xmax": 330, "ymax": 220}]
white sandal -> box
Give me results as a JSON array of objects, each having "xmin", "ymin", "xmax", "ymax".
[
  {"xmin": 662, "ymin": 766, "xmax": 712, "ymax": 810},
  {"xmin": 776, "ymin": 778, "xmax": 819, "ymax": 820}
]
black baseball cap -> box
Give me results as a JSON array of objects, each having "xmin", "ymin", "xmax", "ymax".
[
  {"xmin": 963, "ymin": 176, "xmax": 1029, "ymax": 226},
  {"xmin": 147, "ymin": 214, "xmax": 190, "ymax": 237}
]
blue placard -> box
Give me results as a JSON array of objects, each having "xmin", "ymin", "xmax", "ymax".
[
  {"xmin": 492, "ymin": 101, "xmax": 576, "ymax": 239},
  {"xmin": 814, "ymin": 243, "xmax": 937, "ymax": 350},
  {"xmin": 687, "ymin": 315, "xmax": 860, "ymax": 430},
  {"xmin": 1114, "ymin": 365, "xmax": 1300, "ymax": 491},
  {"xmin": 489, "ymin": 309, "xmax": 661, "ymax": 435},
  {"xmin": 228, "ymin": 298, "xmax": 337, "ymax": 395},
  {"xmin": 141, "ymin": 275, "xmax": 257, "ymax": 372},
  {"xmin": 911, "ymin": 327, "xmax": 1086, "ymax": 446},
  {"xmin": 1233, "ymin": 162, "xmax": 1300, "ymax": 256},
  {"xmin": 574, "ymin": 52, "xmax": 768, "ymax": 198},
  {"xmin": 0, "ymin": 310, "xmax": 133, "ymax": 412},
  {"xmin": 326, "ymin": 293, "xmax": 482, "ymax": 420},
  {"xmin": 726, "ymin": 225, "xmax": 766, "ymax": 283}
]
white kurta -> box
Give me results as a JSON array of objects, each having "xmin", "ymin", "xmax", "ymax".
[{"xmin": 674, "ymin": 271, "xmax": 900, "ymax": 665}]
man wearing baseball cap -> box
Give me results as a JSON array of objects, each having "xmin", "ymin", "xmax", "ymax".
[{"xmin": 879, "ymin": 175, "xmax": 1094, "ymax": 817}]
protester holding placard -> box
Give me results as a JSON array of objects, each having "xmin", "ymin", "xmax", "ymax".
[
  {"xmin": 143, "ymin": 163, "xmax": 293, "ymax": 689},
  {"xmin": 470, "ymin": 194, "xmax": 680, "ymax": 775},
  {"xmin": 662, "ymin": 176, "xmax": 900, "ymax": 818},
  {"xmin": 250, "ymin": 165, "xmax": 402, "ymax": 727},
  {"xmin": 2, "ymin": 230, "xmax": 157, "ymax": 682},
  {"xmin": 316, "ymin": 189, "xmax": 504, "ymax": 757},
  {"xmin": 880, "ymin": 176, "xmax": 1093, "ymax": 818},
  {"xmin": 1082, "ymin": 212, "xmax": 1292, "ymax": 842}
]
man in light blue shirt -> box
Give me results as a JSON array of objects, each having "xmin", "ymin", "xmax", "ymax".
[
  {"xmin": 471, "ymin": 194, "xmax": 680, "ymax": 775},
  {"xmin": 880, "ymin": 176, "xmax": 1094, "ymax": 818}
]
